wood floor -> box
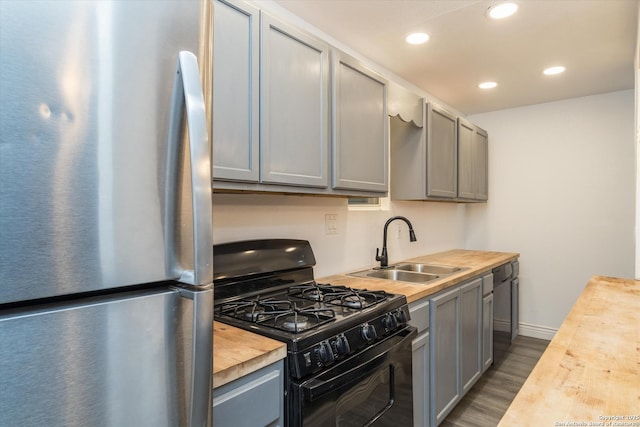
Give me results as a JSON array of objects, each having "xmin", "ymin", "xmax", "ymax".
[{"xmin": 441, "ymin": 336, "xmax": 550, "ymax": 427}]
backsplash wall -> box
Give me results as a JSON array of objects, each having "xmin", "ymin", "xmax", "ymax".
[{"xmin": 212, "ymin": 193, "xmax": 466, "ymax": 279}]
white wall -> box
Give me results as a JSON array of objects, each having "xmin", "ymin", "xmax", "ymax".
[
  {"xmin": 466, "ymin": 90, "xmax": 635, "ymax": 336},
  {"xmin": 213, "ymin": 194, "xmax": 466, "ymax": 279}
]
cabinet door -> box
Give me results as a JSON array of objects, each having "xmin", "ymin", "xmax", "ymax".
[
  {"xmin": 457, "ymin": 119, "xmax": 488, "ymax": 201},
  {"xmin": 261, "ymin": 14, "xmax": 329, "ymax": 187},
  {"xmin": 460, "ymin": 278, "xmax": 483, "ymax": 393},
  {"xmin": 457, "ymin": 118, "xmax": 475, "ymax": 199},
  {"xmin": 332, "ymin": 50, "xmax": 388, "ymax": 192},
  {"xmin": 511, "ymin": 278, "xmax": 519, "ymax": 341},
  {"xmin": 430, "ymin": 286, "xmax": 460, "ymax": 425},
  {"xmin": 482, "ymin": 293, "xmax": 494, "ymax": 372},
  {"xmin": 427, "ymin": 103, "xmax": 457, "ymax": 198},
  {"xmin": 212, "ymin": 0, "xmax": 260, "ymax": 182},
  {"xmin": 412, "ymin": 330, "xmax": 430, "ymax": 427},
  {"xmin": 474, "ymin": 126, "xmax": 488, "ymax": 201}
]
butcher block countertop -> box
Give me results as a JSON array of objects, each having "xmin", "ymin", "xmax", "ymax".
[
  {"xmin": 499, "ymin": 276, "xmax": 640, "ymax": 426},
  {"xmin": 320, "ymin": 249, "xmax": 519, "ymax": 303},
  {"xmin": 213, "ymin": 321, "xmax": 286, "ymax": 389}
]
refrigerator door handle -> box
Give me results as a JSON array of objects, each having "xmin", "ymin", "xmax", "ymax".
[{"xmin": 166, "ymin": 50, "xmax": 214, "ymax": 287}]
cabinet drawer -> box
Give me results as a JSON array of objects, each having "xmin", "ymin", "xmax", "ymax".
[
  {"xmin": 409, "ymin": 298, "xmax": 429, "ymax": 333},
  {"xmin": 213, "ymin": 361, "xmax": 283, "ymax": 427}
]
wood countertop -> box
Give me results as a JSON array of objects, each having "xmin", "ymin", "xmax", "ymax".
[
  {"xmin": 499, "ymin": 276, "xmax": 640, "ymax": 426},
  {"xmin": 320, "ymin": 249, "xmax": 519, "ymax": 303},
  {"xmin": 213, "ymin": 321, "xmax": 286, "ymax": 389},
  {"xmin": 212, "ymin": 249, "xmax": 518, "ymax": 388}
]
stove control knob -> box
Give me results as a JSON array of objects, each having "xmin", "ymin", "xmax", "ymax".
[
  {"xmin": 382, "ymin": 313, "xmax": 398, "ymax": 331},
  {"xmin": 395, "ymin": 309, "xmax": 407, "ymax": 326},
  {"xmin": 318, "ymin": 341, "xmax": 334, "ymax": 364},
  {"xmin": 361, "ymin": 323, "xmax": 377, "ymax": 342},
  {"xmin": 334, "ymin": 334, "xmax": 351, "ymax": 355}
]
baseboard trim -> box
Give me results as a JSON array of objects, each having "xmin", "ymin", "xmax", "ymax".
[{"xmin": 517, "ymin": 322, "xmax": 557, "ymax": 341}]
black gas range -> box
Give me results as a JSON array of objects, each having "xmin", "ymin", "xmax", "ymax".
[{"xmin": 213, "ymin": 239, "xmax": 416, "ymax": 426}]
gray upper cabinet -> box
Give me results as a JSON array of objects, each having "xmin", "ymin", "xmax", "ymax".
[
  {"xmin": 388, "ymin": 82, "xmax": 424, "ymax": 127},
  {"xmin": 391, "ymin": 102, "xmax": 489, "ymax": 202},
  {"xmin": 260, "ymin": 13, "xmax": 330, "ymax": 188},
  {"xmin": 390, "ymin": 102, "xmax": 458, "ymax": 200},
  {"xmin": 427, "ymin": 103, "xmax": 458, "ymax": 198},
  {"xmin": 331, "ymin": 50, "xmax": 388, "ymax": 193},
  {"xmin": 457, "ymin": 117, "xmax": 488, "ymax": 201},
  {"xmin": 212, "ymin": 0, "xmax": 260, "ymax": 182}
]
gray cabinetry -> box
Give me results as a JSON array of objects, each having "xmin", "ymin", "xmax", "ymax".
[
  {"xmin": 409, "ymin": 298, "xmax": 430, "ymax": 427},
  {"xmin": 390, "ymin": 102, "xmax": 459, "ymax": 201},
  {"xmin": 427, "ymin": 103, "xmax": 458, "ymax": 198},
  {"xmin": 388, "ymin": 81, "xmax": 424, "ymax": 127},
  {"xmin": 457, "ymin": 118, "xmax": 488, "ymax": 201},
  {"xmin": 213, "ymin": 360, "xmax": 284, "ymax": 427},
  {"xmin": 430, "ymin": 285, "xmax": 460, "ymax": 425},
  {"xmin": 261, "ymin": 13, "xmax": 330, "ymax": 187},
  {"xmin": 460, "ymin": 278, "xmax": 483, "ymax": 394},
  {"xmin": 430, "ymin": 276, "xmax": 485, "ymax": 425},
  {"xmin": 481, "ymin": 273, "xmax": 494, "ymax": 373},
  {"xmin": 211, "ymin": 0, "xmax": 260, "ymax": 182},
  {"xmin": 331, "ymin": 50, "xmax": 388, "ymax": 193},
  {"xmin": 391, "ymin": 103, "xmax": 489, "ymax": 202}
]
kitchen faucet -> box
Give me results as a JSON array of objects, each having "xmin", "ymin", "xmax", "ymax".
[{"xmin": 376, "ymin": 216, "xmax": 417, "ymax": 268}]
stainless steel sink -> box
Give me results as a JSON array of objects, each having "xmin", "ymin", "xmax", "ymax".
[
  {"xmin": 364, "ymin": 269, "xmax": 440, "ymax": 283},
  {"xmin": 394, "ymin": 263, "xmax": 465, "ymax": 275},
  {"xmin": 349, "ymin": 268, "xmax": 440, "ymax": 284},
  {"xmin": 348, "ymin": 263, "xmax": 467, "ymax": 285}
]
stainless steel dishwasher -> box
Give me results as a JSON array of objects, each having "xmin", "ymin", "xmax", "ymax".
[{"xmin": 492, "ymin": 261, "xmax": 519, "ymax": 364}]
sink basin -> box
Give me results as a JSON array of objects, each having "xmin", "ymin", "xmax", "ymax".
[
  {"xmin": 394, "ymin": 263, "xmax": 465, "ymax": 275},
  {"xmin": 348, "ymin": 263, "xmax": 467, "ymax": 285},
  {"xmin": 349, "ymin": 268, "xmax": 440, "ymax": 284}
]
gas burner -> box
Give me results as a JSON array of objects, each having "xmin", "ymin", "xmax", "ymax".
[
  {"xmin": 268, "ymin": 308, "xmax": 336, "ymax": 333},
  {"xmin": 341, "ymin": 295, "xmax": 365, "ymax": 309},
  {"xmin": 217, "ymin": 298, "xmax": 294, "ymax": 323},
  {"xmin": 281, "ymin": 314, "xmax": 310, "ymax": 332}
]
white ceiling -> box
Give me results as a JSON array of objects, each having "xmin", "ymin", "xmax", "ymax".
[{"xmin": 273, "ymin": 0, "xmax": 638, "ymax": 115}]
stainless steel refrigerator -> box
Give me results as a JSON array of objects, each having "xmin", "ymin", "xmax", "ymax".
[{"xmin": 0, "ymin": 1, "xmax": 214, "ymax": 426}]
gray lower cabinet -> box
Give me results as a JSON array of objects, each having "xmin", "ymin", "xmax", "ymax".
[
  {"xmin": 331, "ymin": 50, "xmax": 388, "ymax": 193},
  {"xmin": 481, "ymin": 273, "xmax": 494, "ymax": 373},
  {"xmin": 213, "ymin": 360, "xmax": 284, "ymax": 427},
  {"xmin": 409, "ymin": 298, "xmax": 430, "ymax": 427},
  {"xmin": 430, "ymin": 285, "xmax": 460, "ymax": 425},
  {"xmin": 460, "ymin": 278, "xmax": 483, "ymax": 394},
  {"xmin": 511, "ymin": 277, "xmax": 520, "ymax": 341},
  {"xmin": 430, "ymin": 277, "xmax": 484, "ymax": 426},
  {"xmin": 457, "ymin": 118, "xmax": 488, "ymax": 201}
]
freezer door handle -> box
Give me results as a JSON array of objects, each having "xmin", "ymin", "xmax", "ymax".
[
  {"xmin": 179, "ymin": 287, "xmax": 214, "ymax": 427},
  {"xmin": 166, "ymin": 51, "xmax": 213, "ymax": 287}
]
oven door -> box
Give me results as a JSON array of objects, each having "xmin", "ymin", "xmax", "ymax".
[{"xmin": 291, "ymin": 326, "xmax": 417, "ymax": 427}]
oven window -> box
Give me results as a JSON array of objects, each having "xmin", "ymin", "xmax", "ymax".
[{"xmin": 335, "ymin": 365, "xmax": 394, "ymax": 426}]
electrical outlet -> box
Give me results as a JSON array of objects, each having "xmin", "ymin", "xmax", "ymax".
[{"xmin": 325, "ymin": 214, "xmax": 338, "ymax": 235}]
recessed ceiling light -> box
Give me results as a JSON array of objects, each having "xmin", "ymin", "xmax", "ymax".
[
  {"xmin": 487, "ymin": 2, "xmax": 518, "ymax": 19},
  {"xmin": 478, "ymin": 81, "xmax": 498, "ymax": 89},
  {"xmin": 406, "ymin": 32, "xmax": 430, "ymax": 45},
  {"xmin": 543, "ymin": 66, "xmax": 566, "ymax": 75}
]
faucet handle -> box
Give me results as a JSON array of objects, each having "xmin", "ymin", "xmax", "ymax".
[{"xmin": 375, "ymin": 248, "xmax": 381, "ymax": 261}]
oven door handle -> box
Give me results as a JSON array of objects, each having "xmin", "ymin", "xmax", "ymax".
[{"xmin": 301, "ymin": 326, "xmax": 416, "ymax": 402}]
